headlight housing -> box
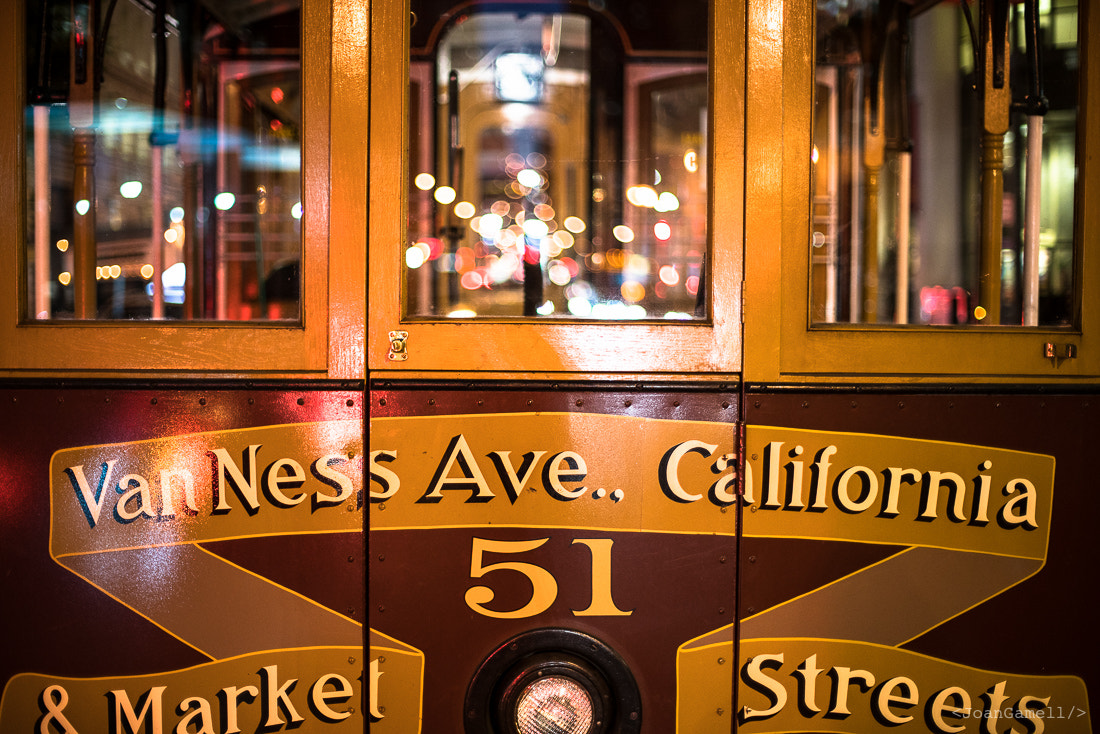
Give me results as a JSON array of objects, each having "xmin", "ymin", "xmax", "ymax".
[{"xmin": 465, "ymin": 628, "xmax": 641, "ymax": 734}]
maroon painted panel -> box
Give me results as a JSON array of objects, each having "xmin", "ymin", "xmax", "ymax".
[
  {"xmin": 369, "ymin": 383, "xmax": 739, "ymax": 733},
  {"xmin": 0, "ymin": 384, "xmax": 364, "ymax": 732},
  {"xmin": 741, "ymin": 390, "xmax": 1099, "ymax": 729}
]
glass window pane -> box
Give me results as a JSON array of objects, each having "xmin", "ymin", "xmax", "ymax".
[
  {"xmin": 25, "ymin": 1, "xmax": 301, "ymax": 321},
  {"xmin": 812, "ymin": 0, "xmax": 1078, "ymax": 326},
  {"xmin": 407, "ymin": 2, "xmax": 709, "ymax": 320}
]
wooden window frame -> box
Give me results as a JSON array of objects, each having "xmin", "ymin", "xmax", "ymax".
[
  {"xmin": 367, "ymin": 1, "xmax": 744, "ymax": 378},
  {"xmin": 743, "ymin": 0, "xmax": 1100, "ymax": 382},
  {"xmin": 0, "ymin": 0, "xmax": 365, "ymax": 379}
]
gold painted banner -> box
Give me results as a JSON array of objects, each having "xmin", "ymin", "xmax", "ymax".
[
  {"xmin": 743, "ymin": 426, "xmax": 1053, "ymax": 559},
  {"xmin": 0, "ymin": 647, "xmax": 362, "ymax": 733},
  {"xmin": 742, "ymin": 426, "xmax": 1053, "ymax": 646},
  {"xmin": 51, "ymin": 420, "xmax": 362, "ymax": 555},
  {"xmin": 45, "ymin": 421, "xmax": 364, "ymax": 659},
  {"xmin": 370, "ymin": 412, "xmax": 737, "ymax": 535},
  {"xmin": 369, "ymin": 629, "xmax": 425, "ymax": 733},
  {"xmin": 692, "ymin": 427, "xmax": 1091, "ymax": 734},
  {"xmin": 677, "ymin": 635, "xmax": 1091, "ymax": 733}
]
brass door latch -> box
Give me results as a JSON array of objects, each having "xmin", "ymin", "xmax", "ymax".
[
  {"xmin": 1044, "ymin": 342, "xmax": 1077, "ymax": 367},
  {"xmin": 388, "ymin": 331, "xmax": 409, "ymax": 361}
]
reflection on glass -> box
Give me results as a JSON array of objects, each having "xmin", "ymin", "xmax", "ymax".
[
  {"xmin": 407, "ymin": 2, "xmax": 709, "ymax": 320},
  {"xmin": 25, "ymin": 1, "xmax": 301, "ymax": 321},
  {"xmin": 812, "ymin": 0, "xmax": 1077, "ymax": 326}
]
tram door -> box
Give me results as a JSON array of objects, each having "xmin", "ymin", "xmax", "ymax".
[{"xmin": 369, "ymin": 1, "xmax": 742, "ymax": 732}]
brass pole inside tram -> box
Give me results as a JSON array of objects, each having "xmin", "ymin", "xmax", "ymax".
[
  {"xmin": 70, "ymin": 0, "xmax": 98, "ymax": 319},
  {"xmin": 978, "ymin": 0, "xmax": 1011, "ymax": 325},
  {"xmin": 861, "ymin": 74, "xmax": 885, "ymax": 323},
  {"xmin": 859, "ymin": 1, "xmax": 892, "ymax": 324}
]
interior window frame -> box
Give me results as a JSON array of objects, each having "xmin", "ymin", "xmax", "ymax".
[
  {"xmin": 743, "ymin": 0, "xmax": 1100, "ymax": 382},
  {"xmin": 368, "ymin": 0, "xmax": 743, "ymax": 376},
  {"xmin": 0, "ymin": 0, "xmax": 365, "ymax": 378}
]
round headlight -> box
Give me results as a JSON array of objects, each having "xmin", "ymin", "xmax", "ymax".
[
  {"xmin": 515, "ymin": 676, "xmax": 593, "ymax": 734},
  {"xmin": 464, "ymin": 628, "xmax": 641, "ymax": 734}
]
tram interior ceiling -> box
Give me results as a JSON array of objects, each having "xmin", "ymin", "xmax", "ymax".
[
  {"xmin": 811, "ymin": 0, "xmax": 1079, "ymax": 328},
  {"xmin": 24, "ymin": 0, "xmax": 302, "ymax": 322},
  {"xmin": 405, "ymin": 0, "xmax": 710, "ymax": 322}
]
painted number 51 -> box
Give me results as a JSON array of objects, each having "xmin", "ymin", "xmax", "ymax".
[{"xmin": 464, "ymin": 537, "xmax": 633, "ymax": 619}]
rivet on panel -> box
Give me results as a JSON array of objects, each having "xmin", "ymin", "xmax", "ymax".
[
  {"xmin": 199, "ymin": 398, "xmax": 206, "ymax": 406},
  {"xmin": 297, "ymin": 397, "xmax": 305, "ymax": 406},
  {"xmin": 379, "ymin": 398, "xmax": 387, "ymax": 406}
]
